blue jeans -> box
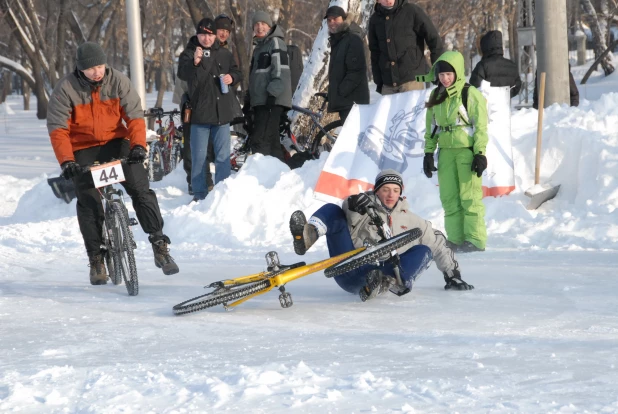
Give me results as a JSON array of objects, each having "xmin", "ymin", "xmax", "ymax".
[
  {"xmin": 313, "ymin": 204, "xmax": 433, "ymax": 294},
  {"xmin": 190, "ymin": 123, "xmax": 231, "ymax": 199}
]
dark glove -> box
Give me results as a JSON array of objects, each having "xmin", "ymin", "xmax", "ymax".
[
  {"xmin": 443, "ymin": 269, "xmax": 474, "ymax": 291},
  {"xmin": 347, "ymin": 193, "xmax": 373, "ymax": 215},
  {"xmin": 266, "ymin": 95, "xmax": 277, "ymax": 108},
  {"xmin": 423, "ymin": 153, "xmax": 437, "ymax": 178},
  {"xmin": 128, "ymin": 145, "xmax": 147, "ymax": 164},
  {"xmin": 376, "ymin": 84, "xmax": 383, "ymax": 94},
  {"xmin": 61, "ymin": 161, "xmax": 81, "ymax": 180},
  {"xmin": 471, "ymin": 153, "xmax": 487, "ymax": 178}
]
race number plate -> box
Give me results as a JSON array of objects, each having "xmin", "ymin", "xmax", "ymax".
[{"xmin": 91, "ymin": 160, "xmax": 126, "ymax": 188}]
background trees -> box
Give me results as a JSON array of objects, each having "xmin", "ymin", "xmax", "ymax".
[{"xmin": 0, "ymin": 0, "xmax": 614, "ymax": 118}]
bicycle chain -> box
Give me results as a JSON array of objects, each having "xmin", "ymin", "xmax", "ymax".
[{"xmin": 173, "ymin": 279, "xmax": 271, "ymax": 315}]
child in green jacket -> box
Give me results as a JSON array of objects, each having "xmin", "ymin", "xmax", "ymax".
[{"xmin": 417, "ymin": 51, "xmax": 488, "ymax": 252}]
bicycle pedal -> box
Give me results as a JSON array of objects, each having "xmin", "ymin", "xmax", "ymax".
[
  {"xmin": 129, "ymin": 218, "xmax": 139, "ymax": 226},
  {"xmin": 279, "ymin": 292, "xmax": 293, "ymax": 308}
]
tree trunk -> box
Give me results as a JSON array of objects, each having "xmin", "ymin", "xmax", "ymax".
[
  {"xmin": 229, "ymin": 0, "xmax": 250, "ymax": 92},
  {"xmin": 581, "ymin": 0, "xmax": 615, "ymax": 75},
  {"xmin": 185, "ymin": 0, "xmax": 213, "ymax": 26},
  {"xmin": 23, "ymin": 79, "xmax": 30, "ymax": 111}
]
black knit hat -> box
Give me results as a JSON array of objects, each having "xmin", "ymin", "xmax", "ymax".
[
  {"xmin": 76, "ymin": 42, "xmax": 107, "ymax": 71},
  {"xmin": 435, "ymin": 60, "xmax": 456, "ymax": 74},
  {"xmin": 215, "ymin": 14, "xmax": 234, "ymax": 31},
  {"xmin": 324, "ymin": 6, "xmax": 347, "ymax": 19},
  {"xmin": 196, "ymin": 18, "xmax": 215, "ymax": 35},
  {"xmin": 374, "ymin": 169, "xmax": 404, "ymax": 192}
]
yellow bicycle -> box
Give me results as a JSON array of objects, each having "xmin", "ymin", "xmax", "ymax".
[{"xmin": 172, "ymin": 228, "xmax": 422, "ymax": 315}]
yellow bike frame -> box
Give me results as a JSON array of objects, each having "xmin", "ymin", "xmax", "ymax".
[{"xmin": 220, "ymin": 247, "xmax": 365, "ymax": 309}]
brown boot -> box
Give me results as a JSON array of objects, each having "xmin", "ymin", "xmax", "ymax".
[
  {"xmin": 149, "ymin": 235, "xmax": 180, "ymax": 275},
  {"xmin": 88, "ymin": 254, "xmax": 108, "ymax": 285},
  {"xmin": 289, "ymin": 211, "xmax": 319, "ymax": 255}
]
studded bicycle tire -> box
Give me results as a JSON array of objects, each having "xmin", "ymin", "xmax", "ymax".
[
  {"xmin": 111, "ymin": 202, "xmax": 139, "ymax": 296},
  {"xmin": 324, "ymin": 228, "xmax": 423, "ymax": 278},
  {"xmin": 173, "ymin": 280, "xmax": 272, "ymax": 315}
]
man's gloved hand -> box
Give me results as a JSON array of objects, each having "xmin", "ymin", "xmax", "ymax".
[
  {"xmin": 128, "ymin": 145, "xmax": 148, "ymax": 164},
  {"xmin": 347, "ymin": 193, "xmax": 373, "ymax": 215},
  {"xmin": 265, "ymin": 95, "xmax": 277, "ymax": 108},
  {"xmin": 423, "ymin": 153, "xmax": 438, "ymax": 178},
  {"xmin": 443, "ymin": 269, "xmax": 474, "ymax": 290},
  {"xmin": 61, "ymin": 161, "xmax": 81, "ymax": 180},
  {"xmin": 471, "ymin": 153, "xmax": 487, "ymax": 178}
]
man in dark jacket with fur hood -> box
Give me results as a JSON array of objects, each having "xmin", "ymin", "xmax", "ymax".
[
  {"xmin": 470, "ymin": 30, "xmax": 522, "ymax": 98},
  {"xmin": 178, "ymin": 18, "xmax": 242, "ymax": 201},
  {"xmin": 368, "ymin": 0, "xmax": 443, "ymax": 95},
  {"xmin": 325, "ymin": 6, "xmax": 369, "ymax": 123}
]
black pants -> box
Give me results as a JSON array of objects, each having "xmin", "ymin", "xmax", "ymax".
[
  {"xmin": 73, "ymin": 139, "xmax": 164, "ymax": 255},
  {"xmin": 251, "ymin": 105, "xmax": 284, "ymax": 161},
  {"xmin": 339, "ymin": 108, "xmax": 351, "ymax": 124},
  {"xmin": 182, "ymin": 122, "xmax": 214, "ymax": 188}
]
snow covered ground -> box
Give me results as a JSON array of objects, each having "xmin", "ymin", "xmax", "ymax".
[{"xmin": 1, "ymin": 64, "xmax": 617, "ymax": 412}]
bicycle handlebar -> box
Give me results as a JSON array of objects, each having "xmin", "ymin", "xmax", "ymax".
[
  {"xmin": 144, "ymin": 107, "xmax": 181, "ymax": 118},
  {"xmin": 80, "ymin": 158, "xmax": 129, "ymax": 174}
]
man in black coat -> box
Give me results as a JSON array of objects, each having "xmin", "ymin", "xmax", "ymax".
[
  {"xmin": 178, "ymin": 18, "xmax": 242, "ymax": 201},
  {"xmin": 368, "ymin": 0, "xmax": 443, "ymax": 95},
  {"xmin": 325, "ymin": 6, "xmax": 369, "ymax": 123},
  {"xmin": 470, "ymin": 30, "xmax": 522, "ymax": 98}
]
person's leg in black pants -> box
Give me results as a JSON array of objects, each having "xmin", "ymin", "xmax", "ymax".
[
  {"xmin": 338, "ymin": 107, "xmax": 351, "ymax": 124},
  {"xmin": 251, "ymin": 105, "xmax": 284, "ymax": 161}
]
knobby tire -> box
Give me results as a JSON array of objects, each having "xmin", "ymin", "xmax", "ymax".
[
  {"xmin": 173, "ymin": 280, "xmax": 271, "ymax": 315},
  {"xmin": 103, "ymin": 208, "xmax": 122, "ymax": 285},
  {"xmin": 111, "ymin": 202, "xmax": 139, "ymax": 296},
  {"xmin": 311, "ymin": 120, "xmax": 342, "ymax": 156},
  {"xmin": 324, "ymin": 228, "xmax": 423, "ymax": 278}
]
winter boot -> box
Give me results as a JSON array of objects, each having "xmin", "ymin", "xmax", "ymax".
[
  {"xmin": 289, "ymin": 210, "xmax": 319, "ymax": 255},
  {"xmin": 359, "ymin": 269, "xmax": 394, "ymax": 302},
  {"xmin": 457, "ymin": 241, "xmax": 485, "ymax": 253},
  {"xmin": 88, "ymin": 253, "xmax": 108, "ymax": 285},
  {"xmin": 445, "ymin": 240, "xmax": 460, "ymax": 252},
  {"xmin": 149, "ymin": 235, "xmax": 180, "ymax": 275}
]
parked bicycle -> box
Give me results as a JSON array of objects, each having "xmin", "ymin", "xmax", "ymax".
[
  {"xmin": 230, "ymin": 93, "xmax": 342, "ymax": 171},
  {"xmin": 85, "ymin": 159, "xmax": 139, "ymax": 296},
  {"xmin": 144, "ymin": 107, "xmax": 183, "ymax": 182}
]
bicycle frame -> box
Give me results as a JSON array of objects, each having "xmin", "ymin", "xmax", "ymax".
[
  {"xmin": 145, "ymin": 108, "xmax": 183, "ymax": 178},
  {"xmin": 291, "ymin": 94, "xmax": 337, "ymax": 150}
]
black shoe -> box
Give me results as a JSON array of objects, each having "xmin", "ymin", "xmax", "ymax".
[
  {"xmin": 289, "ymin": 210, "xmax": 319, "ymax": 255},
  {"xmin": 149, "ymin": 235, "xmax": 179, "ymax": 275},
  {"xmin": 458, "ymin": 241, "xmax": 485, "ymax": 253},
  {"xmin": 445, "ymin": 240, "xmax": 460, "ymax": 252},
  {"xmin": 188, "ymin": 183, "xmax": 194, "ymax": 196},
  {"xmin": 359, "ymin": 269, "xmax": 393, "ymax": 302},
  {"xmin": 88, "ymin": 253, "xmax": 108, "ymax": 285}
]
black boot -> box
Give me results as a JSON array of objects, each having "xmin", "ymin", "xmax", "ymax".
[
  {"xmin": 88, "ymin": 253, "xmax": 108, "ymax": 285},
  {"xmin": 457, "ymin": 241, "xmax": 485, "ymax": 253},
  {"xmin": 289, "ymin": 210, "xmax": 319, "ymax": 255},
  {"xmin": 149, "ymin": 235, "xmax": 179, "ymax": 275},
  {"xmin": 359, "ymin": 269, "xmax": 393, "ymax": 302}
]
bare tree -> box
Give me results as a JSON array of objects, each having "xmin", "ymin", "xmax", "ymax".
[{"xmin": 581, "ymin": 0, "xmax": 615, "ymax": 75}]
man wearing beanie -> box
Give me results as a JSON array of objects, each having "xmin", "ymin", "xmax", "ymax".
[
  {"xmin": 47, "ymin": 42, "xmax": 179, "ymax": 285},
  {"xmin": 178, "ymin": 17, "xmax": 242, "ymax": 202},
  {"xmin": 244, "ymin": 10, "xmax": 292, "ymax": 161},
  {"xmin": 368, "ymin": 0, "xmax": 443, "ymax": 95},
  {"xmin": 289, "ymin": 169, "xmax": 474, "ymax": 302},
  {"xmin": 325, "ymin": 6, "xmax": 369, "ymax": 123},
  {"xmin": 214, "ymin": 14, "xmax": 234, "ymax": 48}
]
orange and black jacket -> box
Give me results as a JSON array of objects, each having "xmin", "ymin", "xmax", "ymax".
[{"xmin": 47, "ymin": 67, "xmax": 146, "ymax": 165}]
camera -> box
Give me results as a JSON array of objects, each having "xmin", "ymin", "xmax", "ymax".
[{"xmin": 202, "ymin": 49, "xmax": 210, "ymax": 58}]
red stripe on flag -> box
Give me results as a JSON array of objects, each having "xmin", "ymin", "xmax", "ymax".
[
  {"xmin": 482, "ymin": 185, "xmax": 516, "ymax": 197},
  {"xmin": 314, "ymin": 171, "xmax": 373, "ymax": 199}
]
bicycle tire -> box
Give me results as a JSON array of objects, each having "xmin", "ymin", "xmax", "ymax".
[
  {"xmin": 230, "ymin": 131, "xmax": 249, "ymax": 171},
  {"xmin": 110, "ymin": 202, "xmax": 139, "ymax": 296},
  {"xmin": 173, "ymin": 279, "xmax": 271, "ymax": 315},
  {"xmin": 311, "ymin": 120, "xmax": 342, "ymax": 156},
  {"xmin": 148, "ymin": 142, "xmax": 164, "ymax": 182},
  {"xmin": 103, "ymin": 209, "xmax": 122, "ymax": 285},
  {"xmin": 324, "ymin": 228, "xmax": 423, "ymax": 278}
]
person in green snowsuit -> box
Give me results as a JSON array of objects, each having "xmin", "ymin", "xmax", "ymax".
[{"xmin": 416, "ymin": 51, "xmax": 488, "ymax": 253}]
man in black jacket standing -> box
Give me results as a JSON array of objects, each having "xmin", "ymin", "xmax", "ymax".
[
  {"xmin": 325, "ymin": 6, "xmax": 369, "ymax": 123},
  {"xmin": 178, "ymin": 18, "xmax": 242, "ymax": 201},
  {"xmin": 368, "ymin": 0, "xmax": 443, "ymax": 95},
  {"xmin": 470, "ymin": 30, "xmax": 522, "ymax": 98}
]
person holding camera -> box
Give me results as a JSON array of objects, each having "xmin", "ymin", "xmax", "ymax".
[
  {"xmin": 47, "ymin": 42, "xmax": 179, "ymax": 285},
  {"xmin": 289, "ymin": 169, "xmax": 474, "ymax": 302},
  {"xmin": 178, "ymin": 18, "xmax": 242, "ymax": 202}
]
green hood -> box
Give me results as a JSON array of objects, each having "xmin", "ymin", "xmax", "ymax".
[{"xmin": 416, "ymin": 51, "xmax": 466, "ymax": 97}]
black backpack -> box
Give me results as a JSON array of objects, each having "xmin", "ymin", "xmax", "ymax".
[{"xmin": 287, "ymin": 44, "xmax": 304, "ymax": 92}]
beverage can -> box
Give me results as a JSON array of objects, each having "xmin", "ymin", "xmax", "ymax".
[{"xmin": 219, "ymin": 75, "xmax": 229, "ymax": 94}]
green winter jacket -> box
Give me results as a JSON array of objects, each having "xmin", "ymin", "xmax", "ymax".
[{"xmin": 416, "ymin": 51, "xmax": 488, "ymax": 156}]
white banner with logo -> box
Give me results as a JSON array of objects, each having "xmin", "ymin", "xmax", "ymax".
[{"xmin": 314, "ymin": 85, "xmax": 515, "ymax": 202}]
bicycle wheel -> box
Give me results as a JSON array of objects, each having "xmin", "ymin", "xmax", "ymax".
[
  {"xmin": 230, "ymin": 131, "xmax": 249, "ymax": 171},
  {"xmin": 173, "ymin": 279, "xmax": 271, "ymax": 315},
  {"xmin": 148, "ymin": 142, "xmax": 164, "ymax": 182},
  {"xmin": 324, "ymin": 228, "xmax": 423, "ymax": 278},
  {"xmin": 311, "ymin": 120, "xmax": 342, "ymax": 156},
  {"xmin": 103, "ymin": 208, "xmax": 122, "ymax": 285},
  {"xmin": 110, "ymin": 202, "xmax": 139, "ymax": 296}
]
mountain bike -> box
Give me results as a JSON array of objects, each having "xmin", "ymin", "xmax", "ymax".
[
  {"xmin": 86, "ymin": 159, "xmax": 139, "ymax": 296},
  {"xmin": 172, "ymin": 226, "xmax": 422, "ymax": 315},
  {"xmin": 230, "ymin": 93, "xmax": 342, "ymax": 171},
  {"xmin": 144, "ymin": 107, "xmax": 183, "ymax": 181}
]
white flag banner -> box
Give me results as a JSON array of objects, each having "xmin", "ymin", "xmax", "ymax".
[{"xmin": 314, "ymin": 87, "xmax": 515, "ymax": 202}]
